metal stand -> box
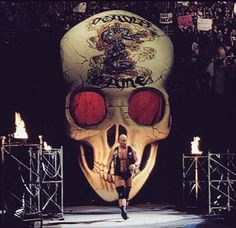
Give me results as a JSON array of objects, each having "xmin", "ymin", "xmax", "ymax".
[
  {"xmin": 183, "ymin": 151, "xmax": 236, "ymax": 214},
  {"xmin": 41, "ymin": 147, "xmax": 63, "ymax": 217},
  {"xmin": 182, "ymin": 154, "xmax": 208, "ymax": 209},
  {"xmin": 0, "ymin": 136, "xmax": 7, "ymax": 218},
  {"xmin": 0, "ymin": 135, "xmax": 63, "ymax": 225},
  {"xmin": 207, "ymin": 151, "xmax": 236, "ymax": 214}
]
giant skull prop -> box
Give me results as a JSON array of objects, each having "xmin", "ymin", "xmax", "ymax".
[{"xmin": 60, "ymin": 10, "xmax": 173, "ymax": 201}]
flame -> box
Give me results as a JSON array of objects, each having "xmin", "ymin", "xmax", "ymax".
[
  {"xmin": 43, "ymin": 141, "xmax": 52, "ymax": 152},
  {"xmin": 191, "ymin": 136, "xmax": 202, "ymax": 155},
  {"xmin": 13, "ymin": 112, "xmax": 28, "ymax": 139}
]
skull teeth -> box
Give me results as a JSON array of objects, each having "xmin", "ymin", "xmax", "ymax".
[
  {"xmin": 79, "ymin": 143, "xmax": 155, "ymax": 201},
  {"xmin": 94, "ymin": 161, "xmax": 115, "ymax": 183}
]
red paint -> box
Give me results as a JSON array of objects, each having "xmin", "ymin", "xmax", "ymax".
[
  {"xmin": 128, "ymin": 90, "xmax": 163, "ymax": 125},
  {"xmin": 71, "ymin": 91, "xmax": 106, "ymax": 126}
]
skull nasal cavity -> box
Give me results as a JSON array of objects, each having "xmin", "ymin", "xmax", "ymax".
[
  {"xmin": 70, "ymin": 91, "xmax": 106, "ymax": 126},
  {"xmin": 119, "ymin": 125, "xmax": 127, "ymax": 136},
  {"xmin": 128, "ymin": 89, "xmax": 164, "ymax": 125},
  {"xmin": 107, "ymin": 125, "xmax": 127, "ymax": 147},
  {"xmin": 107, "ymin": 125, "xmax": 116, "ymax": 148}
]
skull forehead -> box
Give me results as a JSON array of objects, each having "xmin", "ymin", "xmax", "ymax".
[{"xmin": 61, "ymin": 10, "xmax": 173, "ymax": 91}]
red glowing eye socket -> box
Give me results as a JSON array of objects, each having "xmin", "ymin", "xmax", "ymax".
[
  {"xmin": 128, "ymin": 90, "xmax": 164, "ymax": 125},
  {"xmin": 70, "ymin": 91, "xmax": 106, "ymax": 126}
]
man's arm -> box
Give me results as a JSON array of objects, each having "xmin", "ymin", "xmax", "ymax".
[
  {"xmin": 132, "ymin": 147, "xmax": 140, "ymax": 169},
  {"xmin": 129, "ymin": 147, "xmax": 140, "ymax": 171}
]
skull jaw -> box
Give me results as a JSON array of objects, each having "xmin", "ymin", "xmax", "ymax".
[{"xmin": 78, "ymin": 142, "xmax": 158, "ymax": 202}]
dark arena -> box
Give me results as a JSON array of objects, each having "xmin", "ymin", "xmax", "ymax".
[{"xmin": 1, "ymin": 1, "xmax": 236, "ymax": 227}]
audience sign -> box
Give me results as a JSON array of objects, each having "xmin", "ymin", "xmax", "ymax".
[
  {"xmin": 159, "ymin": 13, "xmax": 173, "ymax": 24},
  {"xmin": 177, "ymin": 1, "xmax": 190, "ymax": 7},
  {"xmin": 73, "ymin": 2, "xmax": 87, "ymax": 13},
  {"xmin": 177, "ymin": 15, "xmax": 192, "ymax": 30},
  {"xmin": 197, "ymin": 18, "xmax": 212, "ymax": 31}
]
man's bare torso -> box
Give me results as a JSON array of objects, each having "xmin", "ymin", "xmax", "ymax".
[{"xmin": 118, "ymin": 146, "xmax": 128, "ymax": 173}]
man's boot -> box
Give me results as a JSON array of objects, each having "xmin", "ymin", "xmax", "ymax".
[{"xmin": 120, "ymin": 205, "xmax": 129, "ymax": 220}]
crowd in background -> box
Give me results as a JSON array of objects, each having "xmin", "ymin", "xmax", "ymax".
[
  {"xmin": 171, "ymin": 1, "xmax": 236, "ymax": 96},
  {"xmin": 0, "ymin": 1, "xmax": 235, "ymax": 157},
  {"xmin": 0, "ymin": 1, "xmax": 236, "ymax": 97}
]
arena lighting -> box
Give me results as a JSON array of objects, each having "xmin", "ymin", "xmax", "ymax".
[
  {"xmin": 13, "ymin": 112, "xmax": 28, "ymax": 139},
  {"xmin": 234, "ymin": 3, "xmax": 236, "ymax": 14},
  {"xmin": 187, "ymin": 136, "xmax": 203, "ymax": 200},
  {"xmin": 191, "ymin": 136, "xmax": 202, "ymax": 155},
  {"xmin": 43, "ymin": 141, "xmax": 52, "ymax": 152}
]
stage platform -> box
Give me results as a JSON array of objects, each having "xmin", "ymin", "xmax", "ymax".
[{"xmin": 41, "ymin": 204, "xmax": 234, "ymax": 228}]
